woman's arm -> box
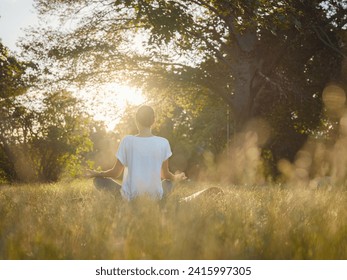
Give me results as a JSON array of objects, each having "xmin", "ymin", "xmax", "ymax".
[
  {"xmin": 87, "ymin": 159, "xmax": 124, "ymax": 179},
  {"xmin": 161, "ymin": 159, "xmax": 186, "ymax": 181}
]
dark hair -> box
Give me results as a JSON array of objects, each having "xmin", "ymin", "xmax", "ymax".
[{"xmin": 136, "ymin": 105, "xmax": 155, "ymax": 127}]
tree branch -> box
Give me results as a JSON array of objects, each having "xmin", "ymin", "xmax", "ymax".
[{"xmin": 313, "ymin": 26, "xmax": 347, "ymax": 58}]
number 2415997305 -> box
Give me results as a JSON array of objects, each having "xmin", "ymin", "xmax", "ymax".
[{"xmin": 187, "ymin": 266, "xmax": 251, "ymax": 276}]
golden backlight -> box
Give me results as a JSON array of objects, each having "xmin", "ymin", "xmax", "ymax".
[{"xmin": 81, "ymin": 82, "xmax": 146, "ymax": 130}]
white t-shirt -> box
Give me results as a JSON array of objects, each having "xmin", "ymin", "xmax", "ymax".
[{"xmin": 116, "ymin": 135, "xmax": 172, "ymax": 200}]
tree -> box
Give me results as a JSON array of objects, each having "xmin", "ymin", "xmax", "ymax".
[
  {"xmin": 21, "ymin": 0, "xmax": 347, "ymax": 178},
  {"xmin": 29, "ymin": 91, "xmax": 93, "ymax": 181},
  {"xmin": 0, "ymin": 41, "xmax": 97, "ymax": 183},
  {"xmin": 1, "ymin": 90, "xmax": 95, "ymax": 183},
  {"xmin": 87, "ymin": 120, "xmax": 121, "ymax": 171},
  {"xmin": 0, "ymin": 42, "xmax": 29, "ymax": 182},
  {"xmin": 0, "ymin": 43, "xmax": 27, "ymax": 98}
]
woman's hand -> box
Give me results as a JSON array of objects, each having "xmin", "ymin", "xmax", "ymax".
[{"xmin": 174, "ymin": 171, "xmax": 187, "ymax": 182}]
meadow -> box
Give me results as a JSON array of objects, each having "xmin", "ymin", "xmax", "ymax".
[{"xmin": 0, "ymin": 180, "xmax": 346, "ymax": 260}]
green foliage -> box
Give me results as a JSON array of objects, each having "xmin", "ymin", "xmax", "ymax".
[
  {"xmin": 0, "ymin": 180, "xmax": 346, "ymax": 259},
  {"xmin": 0, "ymin": 81, "xmax": 95, "ymax": 182},
  {"xmin": 0, "ymin": 43, "xmax": 29, "ymax": 182},
  {"xmin": 29, "ymin": 91, "xmax": 93, "ymax": 181},
  {"xmin": 0, "ymin": 43, "xmax": 27, "ymax": 98},
  {"xmin": 156, "ymin": 95, "xmax": 229, "ymax": 176},
  {"xmin": 86, "ymin": 121, "xmax": 121, "ymax": 170}
]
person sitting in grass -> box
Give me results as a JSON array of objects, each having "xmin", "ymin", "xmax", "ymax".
[{"xmin": 87, "ymin": 105, "xmax": 186, "ymax": 200}]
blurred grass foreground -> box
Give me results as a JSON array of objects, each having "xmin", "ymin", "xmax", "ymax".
[{"xmin": 0, "ymin": 180, "xmax": 346, "ymax": 260}]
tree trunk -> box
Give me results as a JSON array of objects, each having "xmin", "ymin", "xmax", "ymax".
[
  {"xmin": 230, "ymin": 28, "xmax": 259, "ymax": 131},
  {"xmin": 232, "ymin": 55, "xmax": 258, "ymax": 131},
  {"xmin": 0, "ymin": 137, "xmax": 19, "ymax": 181}
]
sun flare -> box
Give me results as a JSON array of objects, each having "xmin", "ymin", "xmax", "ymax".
[
  {"xmin": 79, "ymin": 82, "xmax": 147, "ymax": 131},
  {"xmin": 105, "ymin": 83, "xmax": 146, "ymax": 108}
]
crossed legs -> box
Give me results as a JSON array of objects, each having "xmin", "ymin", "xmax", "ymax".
[{"xmin": 93, "ymin": 177, "xmax": 173, "ymax": 197}]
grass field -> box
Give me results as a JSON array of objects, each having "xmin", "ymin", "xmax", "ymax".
[{"xmin": 0, "ymin": 180, "xmax": 346, "ymax": 260}]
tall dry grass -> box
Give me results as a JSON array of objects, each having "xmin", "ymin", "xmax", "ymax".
[{"xmin": 0, "ymin": 180, "xmax": 346, "ymax": 259}]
